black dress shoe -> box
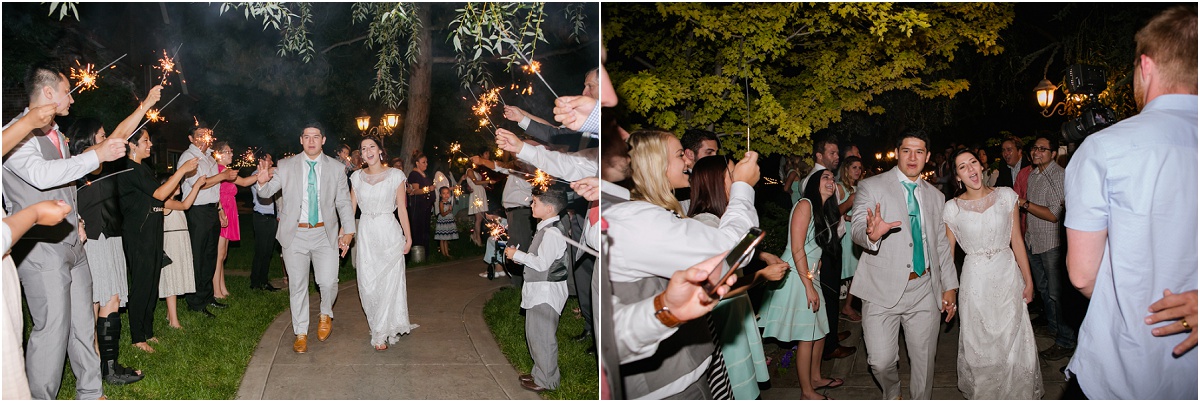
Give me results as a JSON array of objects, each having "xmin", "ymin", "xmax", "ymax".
[
  {"xmin": 209, "ymin": 301, "xmax": 228, "ymax": 309},
  {"xmin": 572, "ymin": 330, "xmax": 593, "ymax": 342},
  {"xmin": 263, "ymin": 284, "xmax": 281, "ymax": 292},
  {"xmin": 191, "ymin": 307, "xmax": 216, "ymax": 318}
]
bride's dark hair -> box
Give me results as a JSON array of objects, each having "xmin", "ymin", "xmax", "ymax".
[
  {"xmin": 950, "ymin": 148, "xmax": 982, "ymax": 198},
  {"xmin": 360, "ymin": 136, "xmax": 385, "ymax": 164}
]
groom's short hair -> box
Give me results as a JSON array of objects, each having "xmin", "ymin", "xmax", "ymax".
[
  {"xmin": 894, "ymin": 130, "xmax": 930, "ymax": 152},
  {"xmin": 302, "ymin": 122, "xmax": 325, "ymax": 136}
]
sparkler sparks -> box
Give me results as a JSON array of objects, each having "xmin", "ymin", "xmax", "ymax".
[
  {"xmin": 130, "ymin": 93, "xmax": 181, "ymax": 138},
  {"xmin": 144, "ymin": 109, "xmax": 165, "ymax": 123},
  {"xmin": 485, "ymin": 219, "xmax": 509, "ymax": 241},
  {"xmin": 68, "ymin": 54, "xmax": 126, "ymax": 94},
  {"xmin": 70, "ymin": 62, "xmax": 98, "ymax": 93},
  {"xmin": 531, "ymin": 169, "xmax": 552, "ymax": 190},
  {"xmin": 232, "ymin": 148, "xmax": 259, "ymax": 168},
  {"xmin": 155, "ymin": 46, "xmax": 181, "ymax": 86},
  {"xmin": 520, "ymin": 60, "xmax": 542, "ymax": 75}
]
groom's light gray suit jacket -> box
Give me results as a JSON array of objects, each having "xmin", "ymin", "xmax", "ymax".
[
  {"xmin": 257, "ymin": 153, "xmax": 355, "ymax": 249},
  {"xmin": 850, "ymin": 167, "xmax": 958, "ymax": 308}
]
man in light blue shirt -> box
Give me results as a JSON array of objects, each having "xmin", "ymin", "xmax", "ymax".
[{"xmin": 1063, "ymin": 6, "xmax": 1197, "ymax": 399}]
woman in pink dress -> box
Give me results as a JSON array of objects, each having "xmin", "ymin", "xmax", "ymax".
[{"xmin": 213, "ymin": 141, "xmax": 257, "ymax": 299}]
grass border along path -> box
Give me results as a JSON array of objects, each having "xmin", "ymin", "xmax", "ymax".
[{"xmin": 483, "ymin": 287, "xmax": 600, "ymax": 400}]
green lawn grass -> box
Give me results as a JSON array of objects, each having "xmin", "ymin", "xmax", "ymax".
[
  {"xmin": 31, "ymin": 214, "xmax": 488, "ymax": 399},
  {"xmin": 483, "ymin": 287, "xmax": 600, "ymax": 400}
]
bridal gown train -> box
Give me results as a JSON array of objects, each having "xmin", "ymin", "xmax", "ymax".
[
  {"xmin": 351, "ymin": 168, "xmax": 419, "ymax": 346},
  {"xmin": 942, "ymin": 187, "xmax": 1043, "ymax": 399}
]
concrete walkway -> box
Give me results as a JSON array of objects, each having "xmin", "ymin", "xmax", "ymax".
[
  {"xmin": 235, "ymin": 258, "xmax": 539, "ymax": 400},
  {"xmin": 759, "ymin": 313, "xmax": 1071, "ymax": 399}
]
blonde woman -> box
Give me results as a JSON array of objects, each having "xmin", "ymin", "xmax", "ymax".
[{"xmin": 603, "ymin": 130, "xmax": 762, "ymax": 399}]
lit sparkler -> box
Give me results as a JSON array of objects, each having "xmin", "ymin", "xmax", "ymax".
[
  {"xmin": 155, "ymin": 44, "xmax": 183, "ymax": 86},
  {"xmin": 232, "ymin": 148, "xmax": 259, "ymax": 169},
  {"xmin": 502, "ymin": 37, "xmax": 559, "ymax": 99},
  {"xmin": 69, "ymin": 53, "xmax": 127, "ymax": 94},
  {"xmin": 70, "ymin": 62, "xmax": 98, "ymax": 93},
  {"xmin": 453, "ymin": 186, "xmax": 464, "ymax": 197},
  {"xmin": 485, "ymin": 218, "xmax": 509, "ymax": 241},
  {"xmin": 494, "ymin": 148, "xmax": 504, "ymax": 158},
  {"xmin": 131, "ymin": 93, "xmax": 181, "ymax": 138},
  {"xmin": 144, "ymin": 109, "xmax": 165, "ymax": 123},
  {"xmin": 468, "ymin": 86, "xmax": 500, "ymax": 135},
  {"xmin": 531, "ymin": 169, "xmax": 552, "ymax": 190},
  {"xmin": 77, "ymin": 168, "xmax": 134, "ymax": 190}
]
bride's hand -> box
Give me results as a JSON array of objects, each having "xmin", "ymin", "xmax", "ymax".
[
  {"xmin": 403, "ymin": 237, "xmax": 412, "ymax": 254},
  {"xmin": 1022, "ymin": 281, "xmax": 1035, "ymax": 304}
]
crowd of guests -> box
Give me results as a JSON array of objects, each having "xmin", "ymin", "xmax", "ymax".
[{"xmin": 599, "ymin": 6, "xmax": 1195, "ymax": 400}]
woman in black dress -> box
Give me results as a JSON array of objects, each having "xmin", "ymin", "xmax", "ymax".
[
  {"xmin": 118, "ymin": 129, "xmax": 199, "ymax": 353},
  {"xmin": 406, "ymin": 151, "xmax": 435, "ymax": 251}
]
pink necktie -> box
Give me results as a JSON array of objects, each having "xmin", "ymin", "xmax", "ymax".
[{"xmin": 46, "ymin": 129, "xmax": 63, "ymax": 158}]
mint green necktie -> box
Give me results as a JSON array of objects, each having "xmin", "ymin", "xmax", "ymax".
[
  {"xmin": 903, "ymin": 181, "xmax": 925, "ymax": 276},
  {"xmin": 307, "ymin": 161, "xmax": 319, "ymax": 226}
]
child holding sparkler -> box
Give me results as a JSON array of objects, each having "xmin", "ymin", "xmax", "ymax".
[
  {"xmin": 434, "ymin": 186, "xmax": 459, "ymax": 257},
  {"xmin": 504, "ymin": 189, "xmax": 571, "ymax": 392}
]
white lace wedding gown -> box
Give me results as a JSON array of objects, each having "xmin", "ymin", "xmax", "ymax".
[
  {"xmin": 351, "ymin": 168, "xmax": 419, "ymax": 346},
  {"xmin": 942, "ymin": 187, "xmax": 1043, "ymax": 399}
]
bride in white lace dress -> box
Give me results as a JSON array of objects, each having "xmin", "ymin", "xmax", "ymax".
[
  {"xmin": 350, "ymin": 137, "xmax": 419, "ymax": 351},
  {"xmin": 942, "ymin": 150, "xmax": 1042, "ymax": 399}
]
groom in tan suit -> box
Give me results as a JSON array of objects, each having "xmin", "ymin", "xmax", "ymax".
[
  {"xmin": 255, "ymin": 122, "xmax": 356, "ymax": 353},
  {"xmin": 850, "ymin": 131, "xmax": 958, "ymax": 400}
]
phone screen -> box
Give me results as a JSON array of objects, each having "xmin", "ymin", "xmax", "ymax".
[{"xmin": 702, "ymin": 227, "xmax": 765, "ymax": 297}]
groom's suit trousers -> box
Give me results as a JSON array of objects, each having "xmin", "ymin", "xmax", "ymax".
[
  {"xmin": 282, "ymin": 226, "xmax": 340, "ymax": 335},
  {"xmin": 861, "ymin": 273, "xmax": 940, "ymax": 400}
]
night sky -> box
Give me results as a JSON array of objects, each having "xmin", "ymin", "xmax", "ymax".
[{"xmin": 3, "ymin": 2, "xmax": 599, "ymax": 163}]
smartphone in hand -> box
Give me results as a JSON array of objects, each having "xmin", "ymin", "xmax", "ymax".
[{"xmin": 702, "ymin": 227, "xmax": 765, "ymax": 297}]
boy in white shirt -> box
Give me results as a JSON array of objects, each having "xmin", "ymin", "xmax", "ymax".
[{"xmin": 505, "ymin": 189, "xmax": 571, "ymax": 392}]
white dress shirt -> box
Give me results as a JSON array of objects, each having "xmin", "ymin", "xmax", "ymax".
[
  {"xmin": 493, "ymin": 166, "xmax": 532, "ymax": 208},
  {"xmin": 515, "ymin": 144, "xmax": 597, "ymax": 182},
  {"xmin": 3, "ymin": 109, "xmax": 99, "ymax": 192},
  {"xmin": 296, "ymin": 154, "xmax": 324, "ymax": 224},
  {"xmin": 179, "ymin": 144, "xmax": 220, "ymax": 206},
  {"xmin": 513, "ymin": 216, "xmax": 569, "ymax": 314}
]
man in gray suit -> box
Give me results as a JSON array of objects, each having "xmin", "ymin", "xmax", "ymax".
[
  {"xmin": 255, "ymin": 122, "xmax": 355, "ymax": 354},
  {"xmin": 850, "ymin": 131, "xmax": 958, "ymax": 400},
  {"xmin": 3, "ymin": 63, "xmax": 129, "ymax": 399}
]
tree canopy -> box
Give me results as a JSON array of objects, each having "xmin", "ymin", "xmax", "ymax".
[{"xmin": 605, "ymin": 3, "xmax": 1014, "ymax": 156}]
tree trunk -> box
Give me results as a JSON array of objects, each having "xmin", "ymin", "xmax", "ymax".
[{"xmin": 400, "ymin": 3, "xmax": 432, "ymax": 172}]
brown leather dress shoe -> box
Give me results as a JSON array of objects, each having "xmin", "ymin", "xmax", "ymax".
[
  {"xmin": 822, "ymin": 345, "xmax": 856, "ymax": 361},
  {"xmin": 837, "ymin": 330, "xmax": 851, "ymax": 342},
  {"xmin": 317, "ymin": 315, "xmax": 333, "ymax": 341},
  {"xmin": 520, "ymin": 377, "xmax": 549, "ymax": 392},
  {"xmin": 519, "ymin": 374, "xmax": 533, "ymax": 382},
  {"xmin": 293, "ymin": 335, "xmax": 308, "ymax": 353}
]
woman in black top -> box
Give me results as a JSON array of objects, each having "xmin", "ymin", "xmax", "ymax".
[
  {"xmin": 67, "ymin": 86, "xmax": 162, "ymax": 384},
  {"xmin": 406, "ymin": 151, "xmax": 435, "ymax": 250},
  {"xmin": 118, "ymin": 129, "xmax": 198, "ymax": 354}
]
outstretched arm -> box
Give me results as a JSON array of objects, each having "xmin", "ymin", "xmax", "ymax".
[
  {"xmin": 109, "ymin": 86, "xmax": 163, "ymax": 140},
  {"xmin": 395, "ymin": 179, "xmax": 413, "ymax": 254}
]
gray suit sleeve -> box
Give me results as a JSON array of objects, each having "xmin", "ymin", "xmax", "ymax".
[
  {"xmin": 851, "ymin": 179, "xmax": 875, "ymax": 250},
  {"xmin": 523, "ymin": 120, "xmax": 579, "ymax": 144},
  {"xmin": 334, "ymin": 165, "xmax": 355, "ymax": 235},
  {"xmin": 932, "ymin": 197, "xmax": 959, "ymax": 292}
]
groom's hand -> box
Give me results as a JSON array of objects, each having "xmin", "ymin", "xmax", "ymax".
[
  {"xmin": 940, "ymin": 289, "xmax": 958, "ymax": 322},
  {"xmin": 1147, "ymin": 289, "xmax": 1197, "ymax": 356},
  {"xmin": 865, "ymin": 203, "xmax": 902, "ymax": 242}
]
